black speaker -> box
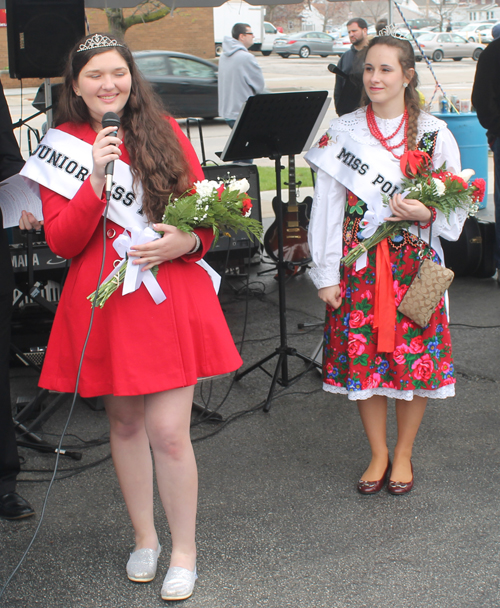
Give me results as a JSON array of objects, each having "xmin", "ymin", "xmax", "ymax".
[
  {"xmin": 440, "ymin": 217, "xmax": 482, "ymax": 277},
  {"xmin": 6, "ymin": 0, "xmax": 85, "ymax": 79},
  {"xmin": 202, "ymin": 164, "xmax": 261, "ymax": 257}
]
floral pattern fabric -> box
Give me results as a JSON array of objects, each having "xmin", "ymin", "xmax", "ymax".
[{"xmin": 323, "ymin": 131, "xmax": 455, "ymax": 400}]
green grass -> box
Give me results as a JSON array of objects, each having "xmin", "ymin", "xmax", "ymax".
[{"xmin": 257, "ymin": 166, "xmax": 314, "ymax": 191}]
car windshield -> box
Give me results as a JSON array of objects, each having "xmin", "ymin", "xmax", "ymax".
[
  {"xmin": 418, "ymin": 33, "xmax": 435, "ymax": 41},
  {"xmin": 169, "ymin": 57, "xmax": 214, "ymax": 78},
  {"xmin": 135, "ymin": 55, "xmax": 169, "ymax": 77}
]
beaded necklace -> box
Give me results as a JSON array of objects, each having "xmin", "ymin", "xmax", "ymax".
[{"xmin": 366, "ymin": 103, "xmax": 408, "ymax": 160}]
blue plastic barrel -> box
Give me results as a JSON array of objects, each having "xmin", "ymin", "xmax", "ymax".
[{"xmin": 432, "ymin": 112, "xmax": 489, "ymax": 209}]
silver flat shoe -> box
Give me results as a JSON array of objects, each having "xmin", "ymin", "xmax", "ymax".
[
  {"xmin": 161, "ymin": 565, "xmax": 197, "ymax": 601},
  {"xmin": 126, "ymin": 544, "xmax": 161, "ymax": 582}
]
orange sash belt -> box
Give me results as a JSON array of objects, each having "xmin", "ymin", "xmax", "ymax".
[{"xmin": 373, "ymin": 239, "xmax": 395, "ymax": 353}]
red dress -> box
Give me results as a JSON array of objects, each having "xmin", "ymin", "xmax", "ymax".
[{"xmin": 39, "ymin": 120, "xmax": 243, "ymax": 397}]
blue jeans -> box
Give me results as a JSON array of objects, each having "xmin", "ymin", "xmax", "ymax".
[{"xmin": 493, "ymin": 137, "xmax": 500, "ymax": 267}]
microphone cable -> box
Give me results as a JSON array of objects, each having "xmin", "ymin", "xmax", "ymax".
[{"xmin": 0, "ymin": 182, "xmax": 115, "ymax": 605}]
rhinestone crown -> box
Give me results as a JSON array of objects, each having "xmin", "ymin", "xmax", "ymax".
[
  {"xmin": 378, "ymin": 24, "xmax": 408, "ymax": 40},
  {"xmin": 77, "ymin": 34, "xmax": 124, "ymax": 53}
]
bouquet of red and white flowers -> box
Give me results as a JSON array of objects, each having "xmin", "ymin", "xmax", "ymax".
[
  {"xmin": 160, "ymin": 177, "xmax": 261, "ymax": 241},
  {"xmin": 88, "ymin": 178, "xmax": 262, "ymax": 308},
  {"xmin": 341, "ymin": 151, "xmax": 486, "ymax": 268}
]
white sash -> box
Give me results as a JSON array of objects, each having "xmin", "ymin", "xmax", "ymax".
[
  {"xmin": 21, "ymin": 129, "xmax": 220, "ymax": 294},
  {"xmin": 306, "ymin": 128, "xmax": 448, "ymax": 271},
  {"xmin": 306, "ymin": 129, "xmax": 405, "ymax": 208}
]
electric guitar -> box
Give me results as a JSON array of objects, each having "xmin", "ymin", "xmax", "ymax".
[{"xmin": 263, "ymin": 155, "xmax": 313, "ymax": 266}]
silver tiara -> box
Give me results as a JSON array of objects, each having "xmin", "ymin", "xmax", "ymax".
[
  {"xmin": 77, "ymin": 34, "xmax": 124, "ymax": 53},
  {"xmin": 378, "ymin": 24, "xmax": 408, "ymax": 40}
]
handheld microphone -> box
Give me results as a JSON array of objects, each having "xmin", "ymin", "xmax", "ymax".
[
  {"xmin": 102, "ymin": 111, "xmax": 121, "ymax": 198},
  {"xmin": 328, "ymin": 63, "xmax": 349, "ymax": 80}
]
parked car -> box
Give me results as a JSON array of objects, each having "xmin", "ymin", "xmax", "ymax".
[
  {"xmin": 412, "ymin": 32, "xmax": 484, "ymax": 61},
  {"xmin": 133, "ymin": 51, "xmax": 218, "ymax": 119},
  {"xmin": 32, "ymin": 51, "xmax": 220, "ymax": 121},
  {"xmin": 406, "ymin": 17, "xmax": 440, "ymax": 30},
  {"xmin": 331, "ymin": 34, "xmax": 351, "ymax": 56},
  {"xmin": 273, "ymin": 31, "xmax": 336, "ymax": 58},
  {"xmin": 457, "ymin": 22, "xmax": 493, "ymax": 43}
]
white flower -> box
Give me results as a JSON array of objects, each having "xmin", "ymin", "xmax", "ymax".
[
  {"xmin": 228, "ymin": 178, "xmax": 250, "ymax": 194},
  {"xmin": 431, "ymin": 177, "xmax": 446, "ymax": 197},
  {"xmin": 193, "ymin": 180, "xmax": 220, "ymax": 199},
  {"xmin": 457, "ymin": 168, "xmax": 475, "ymax": 183}
]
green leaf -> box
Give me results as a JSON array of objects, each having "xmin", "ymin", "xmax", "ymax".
[{"xmin": 353, "ymin": 354, "xmax": 369, "ymax": 366}]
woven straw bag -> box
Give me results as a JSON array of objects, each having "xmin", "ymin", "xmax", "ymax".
[{"xmin": 397, "ymin": 218, "xmax": 454, "ymax": 328}]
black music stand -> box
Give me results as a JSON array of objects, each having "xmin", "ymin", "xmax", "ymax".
[{"xmin": 220, "ymin": 91, "xmax": 330, "ymax": 411}]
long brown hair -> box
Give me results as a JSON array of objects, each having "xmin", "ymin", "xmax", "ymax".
[
  {"xmin": 361, "ymin": 35, "xmax": 421, "ymax": 151},
  {"xmin": 56, "ymin": 33, "xmax": 192, "ymax": 223}
]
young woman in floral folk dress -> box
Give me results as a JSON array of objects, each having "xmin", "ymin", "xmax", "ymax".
[
  {"xmin": 306, "ymin": 34, "xmax": 466, "ymax": 495},
  {"xmin": 24, "ymin": 34, "xmax": 242, "ymax": 600}
]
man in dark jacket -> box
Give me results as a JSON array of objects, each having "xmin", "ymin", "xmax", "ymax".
[
  {"xmin": 472, "ymin": 37, "xmax": 500, "ymax": 279},
  {"xmin": 0, "ymin": 81, "xmax": 35, "ymax": 520},
  {"xmin": 334, "ymin": 18, "xmax": 369, "ymax": 117}
]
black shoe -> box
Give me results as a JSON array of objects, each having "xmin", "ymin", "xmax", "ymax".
[{"xmin": 0, "ymin": 492, "xmax": 35, "ymax": 520}]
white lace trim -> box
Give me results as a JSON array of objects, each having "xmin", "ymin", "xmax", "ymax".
[
  {"xmin": 322, "ymin": 382, "xmax": 456, "ymax": 401},
  {"xmin": 331, "ymin": 108, "xmax": 447, "ymax": 148},
  {"xmin": 308, "ymin": 265, "xmax": 340, "ymax": 290}
]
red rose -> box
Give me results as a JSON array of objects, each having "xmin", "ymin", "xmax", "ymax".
[
  {"xmin": 450, "ymin": 175, "xmax": 468, "ymax": 190},
  {"xmin": 395, "ymin": 284, "xmax": 409, "ymax": 307},
  {"xmin": 471, "ymin": 178, "xmax": 486, "ymax": 202},
  {"xmin": 349, "ymin": 310, "xmax": 366, "ymax": 329},
  {"xmin": 411, "ymin": 354, "xmax": 434, "ymax": 381},
  {"xmin": 189, "ymin": 187, "xmax": 197, "ymax": 195},
  {"xmin": 364, "ymin": 373, "xmax": 381, "ymax": 389},
  {"xmin": 393, "ymin": 344, "xmax": 409, "ymax": 365},
  {"xmin": 400, "ymin": 150, "xmax": 431, "ymax": 178},
  {"xmin": 348, "ymin": 192, "xmax": 358, "ymax": 207},
  {"xmin": 347, "ymin": 334, "xmax": 366, "ymax": 358},
  {"xmin": 409, "ymin": 336, "xmax": 425, "ymax": 354},
  {"xmin": 318, "ymin": 133, "xmax": 331, "ymax": 148},
  {"xmin": 217, "ymin": 183, "xmax": 225, "ymax": 200},
  {"xmin": 241, "ymin": 197, "xmax": 252, "ymax": 216}
]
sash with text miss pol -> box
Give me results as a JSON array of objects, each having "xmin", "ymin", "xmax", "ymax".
[
  {"xmin": 20, "ymin": 128, "xmax": 221, "ymax": 294},
  {"xmin": 305, "ymin": 128, "xmax": 405, "ymax": 207}
]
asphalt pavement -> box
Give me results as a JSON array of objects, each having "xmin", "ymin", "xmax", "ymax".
[
  {"xmin": 2, "ymin": 219, "xmax": 500, "ymax": 607},
  {"xmin": 2, "ymin": 58, "xmax": 499, "ymax": 608}
]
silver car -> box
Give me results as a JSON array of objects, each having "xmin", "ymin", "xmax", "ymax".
[
  {"xmin": 457, "ymin": 22, "xmax": 494, "ymax": 44},
  {"xmin": 412, "ymin": 32, "xmax": 484, "ymax": 62},
  {"xmin": 273, "ymin": 31, "xmax": 335, "ymax": 58}
]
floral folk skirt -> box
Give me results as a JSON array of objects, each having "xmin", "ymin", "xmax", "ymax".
[{"xmin": 323, "ymin": 235, "xmax": 456, "ymax": 401}]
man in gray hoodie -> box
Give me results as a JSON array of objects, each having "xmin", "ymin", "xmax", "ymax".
[{"xmin": 218, "ymin": 23, "xmax": 266, "ymax": 126}]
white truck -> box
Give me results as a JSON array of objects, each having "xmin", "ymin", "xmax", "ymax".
[{"xmin": 213, "ymin": 1, "xmax": 278, "ymax": 56}]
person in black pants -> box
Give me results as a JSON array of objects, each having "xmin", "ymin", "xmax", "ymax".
[
  {"xmin": 0, "ymin": 81, "xmax": 35, "ymax": 520},
  {"xmin": 472, "ymin": 36, "xmax": 500, "ymax": 282}
]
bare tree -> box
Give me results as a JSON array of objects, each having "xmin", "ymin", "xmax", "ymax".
[
  {"xmin": 103, "ymin": 1, "xmax": 170, "ymax": 39},
  {"xmin": 360, "ymin": 1, "xmax": 387, "ymax": 26},
  {"xmin": 433, "ymin": 0, "xmax": 457, "ymax": 32}
]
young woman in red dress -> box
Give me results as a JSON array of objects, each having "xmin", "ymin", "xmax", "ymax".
[
  {"xmin": 37, "ymin": 33, "xmax": 242, "ymax": 601},
  {"xmin": 306, "ymin": 34, "xmax": 466, "ymax": 495}
]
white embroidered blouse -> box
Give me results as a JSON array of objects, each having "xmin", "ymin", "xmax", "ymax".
[{"xmin": 305, "ymin": 108, "xmax": 465, "ymax": 290}]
